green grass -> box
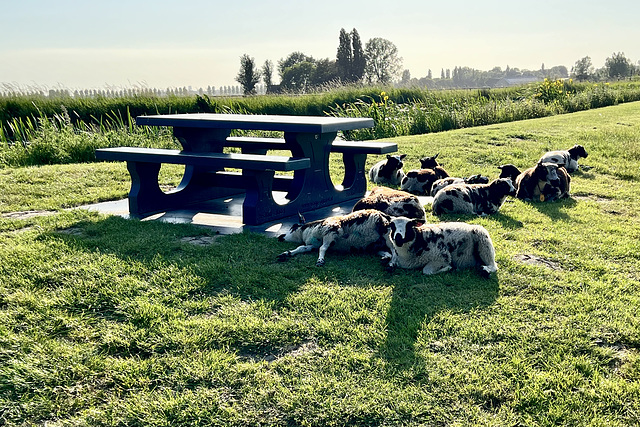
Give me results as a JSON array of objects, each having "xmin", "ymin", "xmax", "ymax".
[
  {"xmin": 3, "ymin": 81, "xmax": 640, "ymax": 157},
  {"xmin": 1, "ymin": 103, "xmax": 640, "ymax": 426}
]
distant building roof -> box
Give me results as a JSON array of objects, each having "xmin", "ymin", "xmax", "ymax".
[{"xmin": 492, "ymin": 76, "xmax": 542, "ymax": 88}]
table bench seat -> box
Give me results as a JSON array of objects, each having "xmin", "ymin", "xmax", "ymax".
[
  {"xmin": 99, "ymin": 114, "xmax": 395, "ymax": 226},
  {"xmin": 95, "ymin": 147, "xmax": 310, "ymax": 171},
  {"xmin": 225, "ymin": 136, "xmax": 397, "ymax": 155},
  {"xmin": 95, "ymin": 146, "xmax": 311, "ymax": 224}
]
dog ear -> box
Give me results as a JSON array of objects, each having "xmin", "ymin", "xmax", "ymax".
[{"xmin": 297, "ymin": 212, "xmax": 306, "ymax": 224}]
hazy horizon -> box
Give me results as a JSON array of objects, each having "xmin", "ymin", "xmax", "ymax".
[{"xmin": 2, "ymin": 0, "xmax": 639, "ymax": 91}]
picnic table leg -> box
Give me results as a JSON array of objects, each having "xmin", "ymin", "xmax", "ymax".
[
  {"xmin": 126, "ymin": 161, "xmax": 165, "ymax": 216},
  {"xmin": 125, "ymin": 160, "xmax": 239, "ymax": 217},
  {"xmin": 173, "ymin": 126, "xmax": 245, "ymax": 199},
  {"xmin": 173, "ymin": 127, "xmax": 230, "ymax": 152},
  {"xmin": 241, "ymin": 169, "xmax": 283, "ymax": 225},
  {"xmin": 339, "ymin": 152, "xmax": 368, "ymax": 198},
  {"xmin": 283, "ymin": 131, "xmax": 367, "ymax": 212}
]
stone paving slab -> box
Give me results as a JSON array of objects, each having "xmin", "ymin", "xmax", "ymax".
[{"xmin": 79, "ymin": 192, "xmax": 433, "ymax": 236}]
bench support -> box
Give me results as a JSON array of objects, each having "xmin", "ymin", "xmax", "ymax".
[{"xmin": 126, "ymin": 161, "xmax": 242, "ymax": 219}]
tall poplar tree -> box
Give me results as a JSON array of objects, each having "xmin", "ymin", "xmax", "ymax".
[
  {"xmin": 350, "ymin": 28, "xmax": 365, "ymax": 82},
  {"xmin": 262, "ymin": 60, "xmax": 274, "ymax": 89},
  {"xmin": 236, "ymin": 54, "xmax": 261, "ymax": 95},
  {"xmin": 336, "ymin": 28, "xmax": 352, "ymax": 82}
]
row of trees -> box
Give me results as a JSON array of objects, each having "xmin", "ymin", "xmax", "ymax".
[
  {"xmin": 236, "ymin": 28, "xmax": 403, "ymax": 95},
  {"xmin": 0, "ymin": 85, "xmax": 256, "ymax": 99},
  {"xmin": 237, "ymin": 28, "xmax": 639, "ymax": 94},
  {"xmin": 398, "ymin": 64, "xmax": 570, "ymax": 90},
  {"xmin": 572, "ymin": 52, "xmax": 638, "ymax": 81}
]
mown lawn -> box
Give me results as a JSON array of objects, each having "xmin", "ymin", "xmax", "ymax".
[{"xmin": 1, "ymin": 102, "xmax": 639, "ymax": 426}]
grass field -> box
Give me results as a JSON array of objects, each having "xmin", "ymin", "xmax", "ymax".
[{"xmin": 1, "ymin": 102, "xmax": 639, "ymax": 426}]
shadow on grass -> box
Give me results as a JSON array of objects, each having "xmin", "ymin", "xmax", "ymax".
[
  {"xmin": 378, "ymin": 269, "xmax": 499, "ymax": 369},
  {"xmin": 523, "ymin": 196, "xmax": 577, "ymax": 221},
  {"xmin": 48, "ymin": 214, "xmax": 499, "ymax": 366},
  {"xmin": 427, "ymin": 209, "xmax": 525, "ymax": 230}
]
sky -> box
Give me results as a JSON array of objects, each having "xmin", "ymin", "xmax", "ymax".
[{"xmin": 1, "ymin": 0, "xmax": 639, "ymax": 91}]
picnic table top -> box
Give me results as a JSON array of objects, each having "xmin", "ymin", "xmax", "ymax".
[{"xmin": 135, "ymin": 113, "xmax": 375, "ymax": 133}]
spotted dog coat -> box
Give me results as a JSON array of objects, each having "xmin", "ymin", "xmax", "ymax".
[
  {"xmin": 515, "ymin": 161, "xmax": 570, "ymax": 202},
  {"xmin": 277, "ymin": 209, "xmax": 391, "ymax": 266},
  {"xmin": 352, "ymin": 186, "xmax": 426, "ymax": 220},
  {"xmin": 384, "ymin": 217, "xmax": 498, "ymax": 277},
  {"xmin": 368, "ymin": 154, "xmax": 407, "ymax": 186},
  {"xmin": 430, "ymin": 174, "xmax": 490, "ymax": 197},
  {"xmin": 539, "ymin": 144, "xmax": 588, "ymax": 173},
  {"xmin": 431, "ymin": 178, "xmax": 516, "ymax": 216}
]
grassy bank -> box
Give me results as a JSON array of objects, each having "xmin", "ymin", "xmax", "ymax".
[
  {"xmin": 1, "ymin": 102, "xmax": 639, "ymax": 426},
  {"xmin": 3, "ymin": 81, "xmax": 640, "ymax": 163}
]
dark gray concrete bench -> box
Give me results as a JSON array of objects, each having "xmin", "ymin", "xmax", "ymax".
[
  {"xmin": 96, "ymin": 147, "xmax": 309, "ymax": 170},
  {"xmin": 95, "ymin": 147, "xmax": 310, "ymax": 224},
  {"xmin": 226, "ymin": 136, "xmax": 397, "ymax": 155}
]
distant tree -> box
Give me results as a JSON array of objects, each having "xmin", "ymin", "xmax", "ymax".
[
  {"xmin": 364, "ymin": 37, "xmax": 402, "ymax": 84},
  {"xmin": 236, "ymin": 54, "xmax": 261, "ymax": 95},
  {"xmin": 548, "ymin": 65, "xmax": 569, "ymax": 79},
  {"xmin": 312, "ymin": 58, "xmax": 339, "ymax": 86},
  {"xmin": 336, "ymin": 28, "xmax": 352, "ymax": 82},
  {"xmin": 280, "ymin": 60, "xmax": 315, "ymax": 92},
  {"xmin": 278, "ymin": 52, "xmax": 314, "ymax": 77},
  {"xmin": 262, "ymin": 60, "xmax": 274, "ymax": 89},
  {"xmin": 351, "ymin": 28, "xmax": 365, "ymax": 82},
  {"xmin": 441, "ymin": 69, "xmax": 445, "ymax": 79},
  {"xmin": 427, "ymin": 69, "xmax": 432, "ymax": 79},
  {"xmin": 572, "ymin": 56, "xmax": 593, "ymax": 81},
  {"xmin": 605, "ymin": 52, "xmax": 632, "ymax": 80},
  {"xmin": 401, "ymin": 69, "xmax": 411, "ymax": 85}
]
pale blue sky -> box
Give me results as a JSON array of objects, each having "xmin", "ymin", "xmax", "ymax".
[{"xmin": 1, "ymin": 0, "xmax": 639, "ymax": 90}]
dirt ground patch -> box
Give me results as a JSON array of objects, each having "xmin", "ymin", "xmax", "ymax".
[
  {"xmin": 179, "ymin": 236, "xmax": 220, "ymax": 246},
  {"xmin": 1, "ymin": 210, "xmax": 57, "ymax": 219},
  {"xmin": 514, "ymin": 253, "xmax": 562, "ymax": 270}
]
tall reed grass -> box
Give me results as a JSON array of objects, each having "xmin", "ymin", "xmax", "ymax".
[
  {"xmin": 2, "ymin": 81, "xmax": 640, "ymax": 166},
  {"xmin": 0, "ymin": 107, "xmax": 175, "ymax": 167}
]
